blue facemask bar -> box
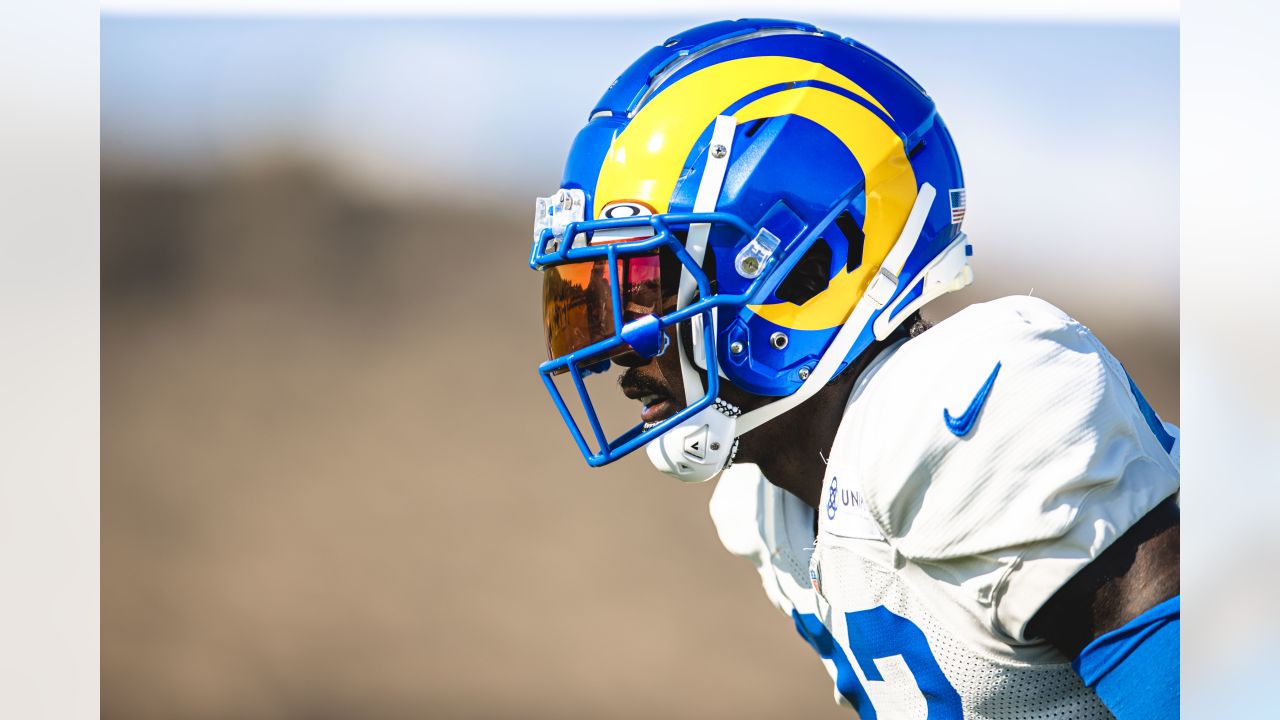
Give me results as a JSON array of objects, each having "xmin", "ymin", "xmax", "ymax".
[{"xmin": 530, "ymin": 211, "xmax": 773, "ymax": 466}]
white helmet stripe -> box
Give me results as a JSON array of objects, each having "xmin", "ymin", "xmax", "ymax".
[
  {"xmin": 676, "ymin": 114, "xmax": 737, "ymax": 402},
  {"xmin": 647, "ymin": 115, "xmax": 739, "ymax": 484}
]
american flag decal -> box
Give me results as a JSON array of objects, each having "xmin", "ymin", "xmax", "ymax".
[{"xmin": 949, "ymin": 188, "xmax": 967, "ymax": 224}]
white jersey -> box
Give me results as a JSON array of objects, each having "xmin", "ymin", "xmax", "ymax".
[{"xmin": 710, "ymin": 296, "xmax": 1180, "ymax": 719}]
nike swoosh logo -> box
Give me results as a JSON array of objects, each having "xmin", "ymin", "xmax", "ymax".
[{"xmin": 944, "ymin": 362, "xmax": 1001, "ymax": 437}]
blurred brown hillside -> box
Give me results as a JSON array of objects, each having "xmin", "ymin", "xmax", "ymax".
[
  {"xmin": 102, "ymin": 159, "xmax": 1176, "ymax": 720},
  {"xmin": 103, "ymin": 159, "xmax": 849, "ymax": 719}
]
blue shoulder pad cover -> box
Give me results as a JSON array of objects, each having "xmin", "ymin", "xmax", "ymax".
[{"xmin": 1072, "ymin": 595, "xmax": 1180, "ymax": 719}]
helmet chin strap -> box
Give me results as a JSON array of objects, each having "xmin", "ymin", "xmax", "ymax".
[
  {"xmin": 675, "ymin": 115, "xmax": 738, "ymax": 400},
  {"xmin": 648, "ymin": 181, "xmax": 942, "ymax": 482},
  {"xmin": 647, "ymin": 115, "xmax": 739, "ymax": 483}
]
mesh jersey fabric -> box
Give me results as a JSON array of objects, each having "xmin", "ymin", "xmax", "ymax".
[
  {"xmin": 710, "ymin": 296, "xmax": 1179, "ymax": 717},
  {"xmin": 712, "ymin": 463, "xmax": 1115, "ymax": 718},
  {"xmin": 819, "ymin": 296, "xmax": 1179, "ymax": 642}
]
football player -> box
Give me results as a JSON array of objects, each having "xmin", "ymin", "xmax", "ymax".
[{"xmin": 529, "ymin": 19, "xmax": 1178, "ymax": 719}]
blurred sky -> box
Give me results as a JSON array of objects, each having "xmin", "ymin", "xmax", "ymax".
[{"xmin": 102, "ymin": 16, "xmax": 1179, "ymax": 321}]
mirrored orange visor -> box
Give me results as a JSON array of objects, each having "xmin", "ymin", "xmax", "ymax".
[{"xmin": 542, "ymin": 253, "xmax": 662, "ymax": 366}]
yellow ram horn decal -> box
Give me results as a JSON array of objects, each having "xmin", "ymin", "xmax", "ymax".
[
  {"xmin": 595, "ymin": 56, "xmax": 917, "ymax": 332},
  {"xmin": 735, "ymin": 87, "xmax": 916, "ymax": 330}
]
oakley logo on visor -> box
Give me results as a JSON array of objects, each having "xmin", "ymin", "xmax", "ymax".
[{"xmin": 591, "ymin": 200, "xmax": 657, "ymax": 244}]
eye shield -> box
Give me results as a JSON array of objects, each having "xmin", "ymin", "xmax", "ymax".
[
  {"xmin": 535, "ymin": 188, "xmax": 669, "ymax": 369},
  {"xmin": 541, "ymin": 253, "xmax": 664, "ymax": 369},
  {"xmin": 528, "ymin": 189, "xmax": 771, "ymax": 465}
]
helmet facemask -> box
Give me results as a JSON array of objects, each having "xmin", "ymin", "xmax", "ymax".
[{"xmin": 531, "ymin": 178, "xmax": 768, "ymax": 471}]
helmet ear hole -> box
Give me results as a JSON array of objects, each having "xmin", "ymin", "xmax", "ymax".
[{"xmin": 774, "ymin": 238, "xmax": 832, "ymax": 305}]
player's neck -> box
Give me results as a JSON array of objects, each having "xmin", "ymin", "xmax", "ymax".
[
  {"xmin": 733, "ymin": 328, "xmax": 913, "ymax": 509},
  {"xmin": 738, "ymin": 371, "xmax": 857, "ymax": 510}
]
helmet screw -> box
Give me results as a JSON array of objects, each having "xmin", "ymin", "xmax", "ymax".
[
  {"xmin": 770, "ymin": 332, "xmax": 788, "ymax": 350},
  {"xmin": 710, "ymin": 442, "xmax": 721, "ymax": 451},
  {"xmin": 729, "ymin": 341, "xmax": 744, "ymax": 354},
  {"xmin": 711, "ymin": 144, "xmax": 728, "ymax": 159},
  {"xmin": 738, "ymin": 255, "xmax": 760, "ymax": 276},
  {"xmin": 798, "ymin": 367, "xmax": 811, "ymax": 381}
]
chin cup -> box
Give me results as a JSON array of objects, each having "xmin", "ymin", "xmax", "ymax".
[{"xmin": 645, "ymin": 400, "xmax": 740, "ymax": 483}]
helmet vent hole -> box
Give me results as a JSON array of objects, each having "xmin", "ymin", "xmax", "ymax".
[
  {"xmin": 835, "ymin": 211, "xmax": 865, "ymax": 272},
  {"xmin": 744, "ymin": 118, "xmax": 767, "ymax": 138},
  {"xmin": 774, "ymin": 238, "xmax": 831, "ymax": 305}
]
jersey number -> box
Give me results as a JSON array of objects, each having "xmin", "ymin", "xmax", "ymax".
[{"xmin": 794, "ymin": 607, "xmax": 962, "ymax": 719}]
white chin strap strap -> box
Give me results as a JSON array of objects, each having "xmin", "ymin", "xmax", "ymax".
[
  {"xmin": 646, "ymin": 120, "xmax": 957, "ymax": 483},
  {"xmin": 647, "ymin": 115, "xmax": 738, "ymax": 482}
]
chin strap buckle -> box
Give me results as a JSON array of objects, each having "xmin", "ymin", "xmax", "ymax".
[{"xmin": 646, "ymin": 398, "xmax": 741, "ymax": 483}]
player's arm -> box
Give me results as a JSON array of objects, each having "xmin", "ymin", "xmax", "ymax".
[{"xmin": 1026, "ymin": 495, "xmax": 1180, "ymax": 720}]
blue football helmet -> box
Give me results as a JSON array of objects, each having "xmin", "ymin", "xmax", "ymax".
[{"xmin": 530, "ymin": 18, "xmax": 971, "ymax": 480}]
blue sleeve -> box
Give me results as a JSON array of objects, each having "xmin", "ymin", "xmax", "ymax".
[{"xmin": 1072, "ymin": 594, "xmax": 1180, "ymax": 719}]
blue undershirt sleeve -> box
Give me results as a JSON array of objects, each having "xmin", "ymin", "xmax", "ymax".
[{"xmin": 1072, "ymin": 594, "xmax": 1180, "ymax": 720}]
